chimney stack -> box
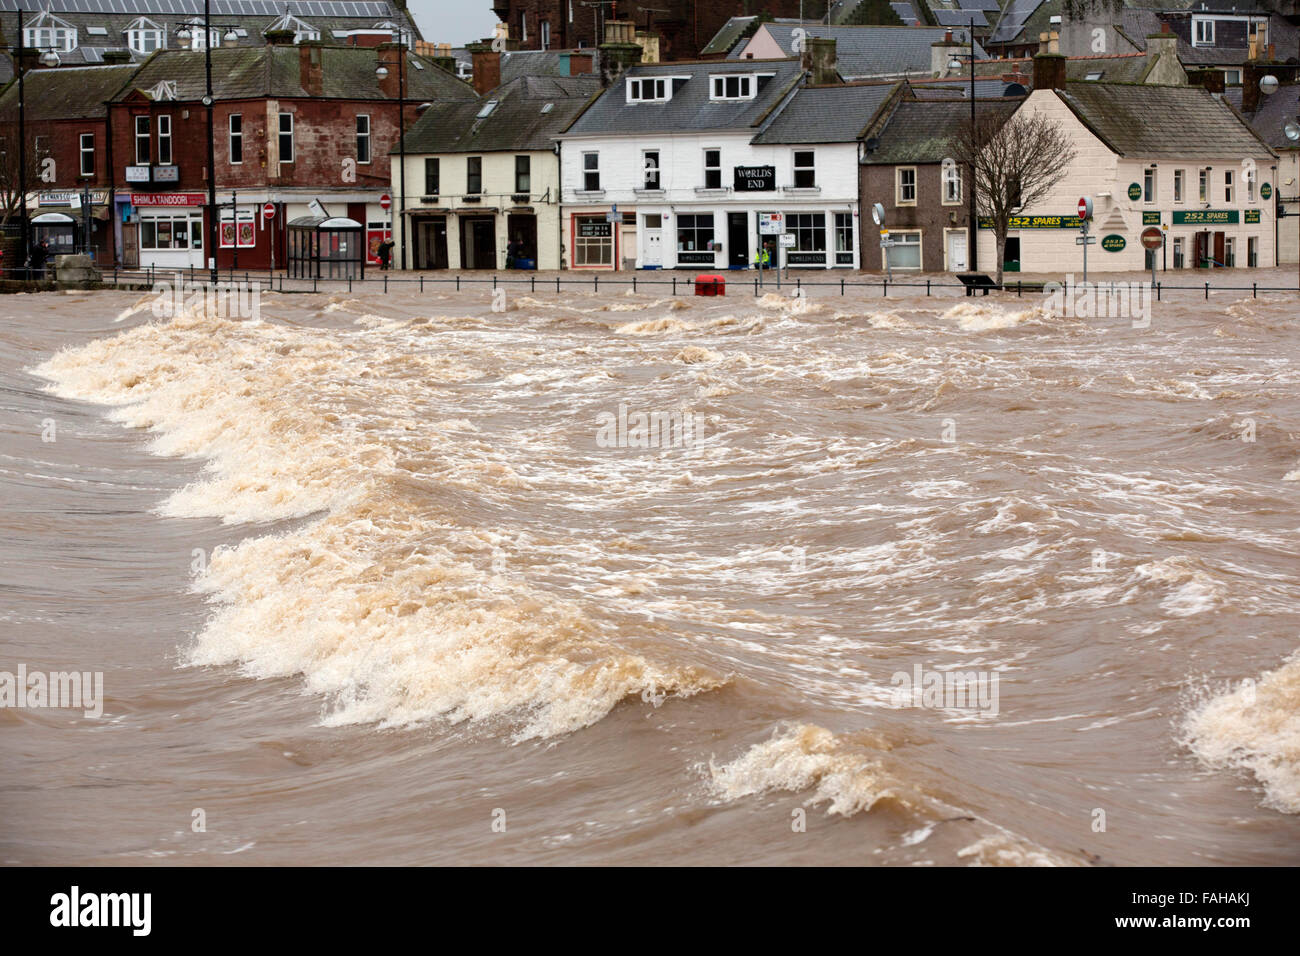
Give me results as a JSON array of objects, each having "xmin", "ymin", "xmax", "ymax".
[
  {"xmin": 1187, "ymin": 68, "xmax": 1225, "ymax": 94},
  {"xmin": 802, "ymin": 36, "xmax": 839, "ymax": 85},
  {"xmin": 467, "ymin": 40, "xmax": 501, "ymax": 96},
  {"xmin": 376, "ymin": 43, "xmax": 403, "ymax": 98},
  {"xmin": 1032, "ymin": 52, "xmax": 1067, "ymax": 91},
  {"xmin": 299, "ymin": 40, "xmax": 323, "ymax": 97},
  {"xmin": 599, "ymin": 20, "xmax": 642, "ymax": 87}
]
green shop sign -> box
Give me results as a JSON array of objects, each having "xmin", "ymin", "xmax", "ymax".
[
  {"xmin": 1142, "ymin": 211, "xmax": 1161, "ymax": 225},
  {"xmin": 1172, "ymin": 210, "xmax": 1240, "ymax": 225},
  {"xmin": 1128, "ymin": 183, "xmax": 1142, "ymax": 201},
  {"xmin": 1261, "ymin": 183, "xmax": 1272, "ymax": 200},
  {"xmin": 1245, "ymin": 209, "xmax": 1261, "ymax": 224},
  {"xmin": 1101, "ymin": 234, "xmax": 1127, "ymax": 252},
  {"xmin": 978, "ymin": 214, "xmax": 1085, "ymax": 229}
]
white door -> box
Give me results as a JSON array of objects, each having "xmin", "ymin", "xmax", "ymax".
[
  {"xmin": 642, "ymin": 214, "xmax": 662, "ymax": 268},
  {"xmin": 947, "ymin": 230, "xmax": 967, "ymax": 272}
]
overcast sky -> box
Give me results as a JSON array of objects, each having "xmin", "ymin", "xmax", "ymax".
[{"xmin": 407, "ymin": 0, "xmax": 500, "ymax": 48}]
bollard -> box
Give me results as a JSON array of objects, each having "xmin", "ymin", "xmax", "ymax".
[
  {"xmin": 420, "ymin": 275, "xmax": 424, "ymax": 292},
  {"xmin": 673, "ymin": 277, "xmax": 677, "ymax": 295},
  {"xmin": 349, "ymin": 277, "xmax": 352, "ymax": 293},
  {"xmin": 556, "ymin": 276, "xmax": 560, "ymax": 293},
  {"xmin": 1017, "ymin": 280, "xmax": 1022, "ymax": 297},
  {"xmin": 456, "ymin": 275, "xmax": 460, "ymax": 291},
  {"xmin": 926, "ymin": 279, "xmax": 930, "ymax": 296},
  {"xmin": 633, "ymin": 276, "xmax": 637, "ymax": 293},
  {"xmin": 1253, "ymin": 282, "xmax": 1257, "ymax": 298},
  {"xmin": 1205, "ymin": 282, "xmax": 1209, "ymax": 300},
  {"xmin": 531, "ymin": 276, "xmax": 535, "ymax": 292},
  {"xmin": 882, "ymin": 279, "xmax": 887, "ymax": 296},
  {"xmin": 594, "ymin": 275, "xmax": 598, "ymax": 292},
  {"xmin": 384, "ymin": 275, "xmax": 388, "ymax": 294}
]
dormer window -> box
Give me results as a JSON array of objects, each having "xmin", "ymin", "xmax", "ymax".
[
  {"xmin": 710, "ymin": 74, "xmax": 755, "ymax": 101},
  {"xmin": 627, "ymin": 77, "xmax": 669, "ymax": 103},
  {"xmin": 126, "ymin": 18, "xmax": 165, "ymax": 54},
  {"xmin": 1193, "ymin": 17, "xmax": 1215, "ymax": 47},
  {"xmin": 25, "ymin": 12, "xmax": 77, "ymax": 52},
  {"xmin": 267, "ymin": 13, "xmax": 320, "ymax": 44}
]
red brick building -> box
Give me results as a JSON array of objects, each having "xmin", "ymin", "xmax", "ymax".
[
  {"xmin": 0, "ymin": 63, "xmax": 135, "ymax": 264},
  {"xmin": 490, "ymin": 1, "xmax": 831, "ymax": 61},
  {"xmin": 102, "ymin": 39, "xmax": 473, "ymax": 271}
]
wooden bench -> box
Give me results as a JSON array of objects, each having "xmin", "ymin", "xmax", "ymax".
[{"xmin": 956, "ymin": 273, "xmax": 999, "ymax": 296}]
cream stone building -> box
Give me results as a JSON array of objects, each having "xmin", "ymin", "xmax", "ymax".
[{"xmin": 980, "ymin": 55, "xmax": 1277, "ymax": 275}]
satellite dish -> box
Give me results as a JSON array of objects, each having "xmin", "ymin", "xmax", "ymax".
[
  {"xmin": 1259, "ymin": 74, "xmax": 1279, "ymax": 95},
  {"xmin": 871, "ymin": 202, "xmax": 884, "ymax": 226},
  {"xmin": 1286, "ymin": 121, "xmax": 1300, "ymax": 143}
]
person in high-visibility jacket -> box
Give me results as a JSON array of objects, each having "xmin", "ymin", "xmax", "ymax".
[{"xmin": 753, "ymin": 247, "xmax": 770, "ymax": 268}]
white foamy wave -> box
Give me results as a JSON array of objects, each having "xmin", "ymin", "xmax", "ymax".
[
  {"xmin": 707, "ymin": 723, "xmax": 912, "ymax": 816},
  {"xmin": 1181, "ymin": 653, "xmax": 1300, "ymax": 814},
  {"xmin": 32, "ymin": 307, "xmax": 725, "ymax": 739},
  {"xmin": 941, "ymin": 302, "xmax": 1050, "ymax": 331}
]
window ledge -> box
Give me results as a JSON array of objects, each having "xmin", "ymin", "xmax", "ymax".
[
  {"xmin": 695, "ymin": 187, "xmax": 730, "ymax": 196},
  {"xmin": 783, "ymin": 185, "xmax": 820, "ymax": 194},
  {"xmin": 573, "ymin": 190, "xmax": 606, "ymax": 200},
  {"xmin": 634, "ymin": 188, "xmax": 666, "ymax": 197}
]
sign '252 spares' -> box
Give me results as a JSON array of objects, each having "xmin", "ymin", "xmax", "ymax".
[{"xmin": 977, "ymin": 214, "xmax": 1085, "ymax": 229}]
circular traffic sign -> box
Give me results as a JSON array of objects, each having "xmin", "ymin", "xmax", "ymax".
[
  {"xmin": 262, "ymin": 202, "xmax": 275, "ymax": 220},
  {"xmin": 1140, "ymin": 226, "xmax": 1164, "ymax": 250},
  {"xmin": 1078, "ymin": 197, "xmax": 1092, "ymax": 220},
  {"xmin": 380, "ymin": 193, "xmax": 392, "ymax": 211}
]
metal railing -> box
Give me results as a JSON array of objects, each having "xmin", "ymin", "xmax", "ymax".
[{"xmin": 7, "ymin": 264, "xmax": 1299, "ymax": 301}]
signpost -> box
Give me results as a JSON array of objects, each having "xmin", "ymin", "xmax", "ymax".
[
  {"xmin": 1077, "ymin": 196, "xmax": 1093, "ymax": 282},
  {"xmin": 1141, "ymin": 225, "xmax": 1163, "ymax": 288},
  {"xmin": 758, "ymin": 213, "xmax": 783, "ymax": 287}
]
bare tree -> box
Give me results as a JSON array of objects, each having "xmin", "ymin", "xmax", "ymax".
[{"xmin": 954, "ymin": 109, "xmax": 1076, "ymax": 285}]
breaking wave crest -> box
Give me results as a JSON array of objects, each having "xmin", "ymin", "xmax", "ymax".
[{"xmin": 33, "ymin": 308, "xmax": 724, "ymax": 739}]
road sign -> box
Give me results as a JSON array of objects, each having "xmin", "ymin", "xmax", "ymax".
[
  {"xmin": 262, "ymin": 202, "xmax": 275, "ymax": 220},
  {"xmin": 1075, "ymin": 236, "xmax": 1097, "ymax": 245},
  {"xmin": 379, "ymin": 193, "xmax": 392, "ymax": 211},
  {"xmin": 759, "ymin": 213, "xmax": 784, "ymax": 235},
  {"xmin": 1140, "ymin": 226, "xmax": 1164, "ymax": 250},
  {"xmin": 779, "ymin": 233, "xmax": 796, "ymax": 247},
  {"xmin": 1078, "ymin": 196, "xmax": 1092, "ymax": 220}
]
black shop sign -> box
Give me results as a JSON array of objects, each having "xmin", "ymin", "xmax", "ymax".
[{"xmin": 734, "ymin": 165, "xmax": 775, "ymax": 192}]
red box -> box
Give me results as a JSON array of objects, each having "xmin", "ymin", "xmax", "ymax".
[{"xmin": 694, "ymin": 274, "xmax": 725, "ymax": 296}]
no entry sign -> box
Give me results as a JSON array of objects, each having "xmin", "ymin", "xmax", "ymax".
[
  {"xmin": 262, "ymin": 202, "xmax": 275, "ymax": 220},
  {"xmin": 1077, "ymin": 197, "xmax": 1093, "ymax": 220},
  {"xmin": 380, "ymin": 193, "xmax": 392, "ymax": 211},
  {"xmin": 1140, "ymin": 226, "xmax": 1164, "ymax": 250}
]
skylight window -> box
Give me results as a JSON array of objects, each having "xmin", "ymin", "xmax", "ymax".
[
  {"xmin": 541, "ymin": 102, "xmax": 554, "ymax": 113},
  {"xmin": 477, "ymin": 100, "xmax": 498, "ymax": 118}
]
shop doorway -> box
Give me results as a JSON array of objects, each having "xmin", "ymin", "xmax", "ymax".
[
  {"xmin": 506, "ymin": 213, "xmax": 537, "ymax": 268},
  {"xmin": 459, "ymin": 215, "xmax": 497, "ymax": 270},
  {"xmin": 728, "ymin": 213, "xmax": 748, "ymax": 268},
  {"xmin": 415, "ymin": 217, "xmax": 448, "ymax": 269}
]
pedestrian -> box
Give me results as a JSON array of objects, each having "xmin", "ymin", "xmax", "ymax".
[
  {"xmin": 29, "ymin": 239, "xmax": 49, "ymax": 277},
  {"xmin": 377, "ymin": 238, "xmax": 394, "ymax": 271}
]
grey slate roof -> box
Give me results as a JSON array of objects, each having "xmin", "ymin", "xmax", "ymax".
[
  {"xmin": 1119, "ymin": 9, "xmax": 1299, "ymax": 68},
  {"xmin": 499, "ymin": 49, "xmax": 602, "ymax": 85},
  {"xmin": 861, "ymin": 98, "xmax": 1020, "ymax": 163},
  {"xmin": 399, "ymin": 74, "xmax": 600, "ymax": 155},
  {"xmin": 564, "ymin": 59, "xmax": 804, "ymax": 137},
  {"xmin": 108, "ymin": 44, "xmax": 473, "ymax": 102},
  {"xmin": 910, "ymin": 77, "xmax": 1028, "ymax": 98},
  {"xmin": 0, "ymin": 0, "xmax": 421, "ymax": 61},
  {"xmin": 732, "ymin": 24, "xmax": 987, "ymax": 79},
  {"xmin": 890, "ymin": 3, "xmax": 922, "ymax": 26},
  {"xmin": 753, "ymin": 82, "xmax": 899, "ymax": 144},
  {"xmin": 933, "ymin": 10, "xmax": 991, "ymax": 28},
  {"xmin": 1055, "ymin": 82, "xmax": 1275, "ymax": 160},
  {"xmin": 1224, "ymin": 85, "xmax": 1300, "ymax": 150},
  {"xmin": 988, "ymin": 0, "xmax": 1048, "ymax": 45},
  {"xmin": 0, "ymin": 63, "xmax": 136, "ymax": 121}
]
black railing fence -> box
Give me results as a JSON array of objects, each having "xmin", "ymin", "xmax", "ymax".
[{"xmin": 4, "ymin": 263, "xmax": 1299, "ymax": 301}]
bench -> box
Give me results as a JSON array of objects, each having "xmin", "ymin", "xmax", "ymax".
[{"xmin": 956, "ymin": 273, "xmax": 999, "ymax": 296}]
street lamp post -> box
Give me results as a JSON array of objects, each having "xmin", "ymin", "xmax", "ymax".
[
  {"xmin": 1257, "ymin": 72, "xmax": 1300, "ymax": 286},
  {"xmin": 949, "ymin": 18, "xmax": 978, "ymax": 273},
  {"xmin": 16, "ymin": 6, "xmax": 28, "ymax": 273},
  {"xmin": 376, "ymin": 39, "xmax": 408, "ymax": 270},
  {"xmin": 177, "ymin": 13, "xmax": 236, "ymax": 285}
]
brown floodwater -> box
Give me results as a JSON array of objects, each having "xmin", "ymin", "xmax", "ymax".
[{"xmin": 2, "ymin": 275, "xmax": 1298, "ymax": 865}]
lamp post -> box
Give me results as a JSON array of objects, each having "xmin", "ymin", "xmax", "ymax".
[
  {"xmin": 16, "ymin": 5, "xmax": 28, "ymax": 272},
  {"xmin": 376, "ymin": 37, "xmax": 408, "ymax": 270},
  {"xmin": 1257, "ymin": 72, "xmax": 1300, "ymax": 285},
  {"xmin": 176, "ymin": 15, "xmax": 237, "ymax": 284},
  {"xmin": 948, "ymin": 18, "xmax": 978, "ymax": 273}
]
